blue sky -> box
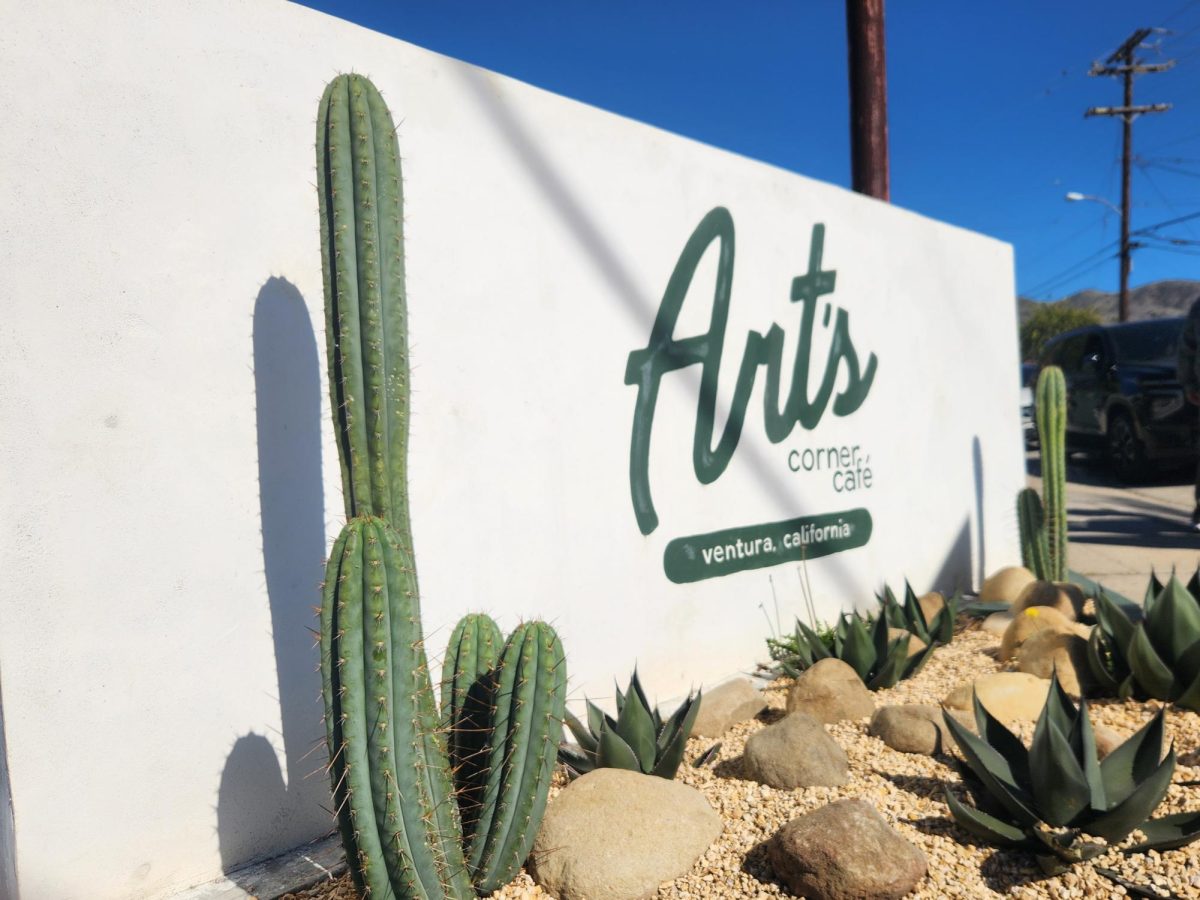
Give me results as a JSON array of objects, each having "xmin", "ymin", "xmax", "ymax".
[{"xmin": 298, "ymin": 1, "xmax": 1200, "ymax": 303}]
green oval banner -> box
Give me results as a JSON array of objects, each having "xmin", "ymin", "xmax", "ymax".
[{"xmin": 662, "ymin": 509, "xmax": 873, "ymax": 584}]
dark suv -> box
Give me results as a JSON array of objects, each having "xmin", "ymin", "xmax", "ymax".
[{"xmin": 1039, "ymin": 318, "xmax": 1198, "ymax": 481}]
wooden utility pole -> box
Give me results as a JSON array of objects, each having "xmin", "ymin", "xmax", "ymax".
[
  {"xmin": 1086, "ymin": 28, "xmax": 1171, "ymax": 322},
  {"xmin": 845, "ymin": 0, "xmax": 889, "ymax": 201}
]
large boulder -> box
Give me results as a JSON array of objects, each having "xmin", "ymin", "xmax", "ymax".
[
  {"xmin": 868, "ymin": 704, "xmax": 951, "ymax": 755},
  {"xmin": 691, "ymin": 677, "xmax": 767, "ymax": 738},
  {"xmin": 1016, "ymin": 628, "xmax": 1095, "ymax": 696},
  {"xmin": 943, "ymin": 672, "xmax": 1052, "ymax": 724},
  {"xmin": 741, "ymin": 712, "xmax": 849, "ymax": 789},
  {"xmin": 767, "ymin": 799, "xmax": 927, "ymax": 900},
  {"xmin": 980, "ymin": 566, "xmax": 1037, "ymax": 605},
  {"xmin": 1010, "ymin": 580, "xmax": 1085, "ymax": 620},
  {"xmin": 786, "ymin": 658, "xmax": 874, "ymax": 723},
  {"xmin": 529, "ymin": 768, "xmax": 721, "ymax": 900},
  {"xmin": 998, "ymin": 605, "xmax": 1084, "ymax": 661}
]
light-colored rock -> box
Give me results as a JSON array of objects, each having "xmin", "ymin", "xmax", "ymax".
[
  {"xmin": 998, "ymin": 605, "xmax": 1082, "ymax": 661},
  {"xmin": 980, "ymin": 566, "xmax": 1037, "ymax": 605},
  {"xmin": 1010, "ymin": 580, "xmax": 1086, "ymax": 620},
  {"xmin": 982, "ymin": 611, "xmax": 1014, "ymax": 637},
  {"xmin": 767, "ymin": 798, "xmax": 928, "ymax": 900},
  {"xmin": 786, "ymin": 658, "xmax": 875, "ymax": 723},
  {"xmin": 529, "ymin": 768, "xmax": 721, "ymax": 900},
  {"xmin": 691, "ymin": 678, "xmax": 767, "ymax": 738},
  {"xmin": 943, "ymin": 672, "xmax": 1052, "ymax": 724},
  {"xmin": 886, "ymin": 627, "xmax": 927, "ymax": 658},
  {"xmin": 741, "ymin": 712, "xmax": 849, "ymax": 789},
  {"xmin": 868, "ymin": 704, "xmax": 951, "ymax": 755},
  {"xmin": 1016, "ymin": 628, "xmax": 1095, "ymax": 696},
  {"xmin": 918, "ymin": 591, "xmax": 945, "ymax": 624}
]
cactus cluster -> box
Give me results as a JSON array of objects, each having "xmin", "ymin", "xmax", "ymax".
[
  {"xmin": 1019, "ymin": 366, "xmax": 1067, "ymax": 582},
  {"xmin": 316, "ymin": 74, "xmax": 566, "ymax": 898},
  {"xmin": 1087, "ymin": 573, "xmax": 1200, "ymax": 712},
  {"xmin": 558, "ymin": 671, "xmax": 700, "ymax": 780},
  {"xmin": 941, "ymin": 673, "xmax": 1200, "ymax": 874}
]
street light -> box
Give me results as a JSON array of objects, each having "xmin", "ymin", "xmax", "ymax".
[
  {"xmin": 1065, "ymin": 191, "xmax": 1121, "ymax": 217},
  {"xmin": 1064, "ymin": 190, "xmax": 1130, "ymax": 321}
]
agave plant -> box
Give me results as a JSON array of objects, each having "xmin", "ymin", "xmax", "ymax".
[
  {"xmin": 878, "ymin": 582, "xmax": 959, "ymax": 647},
  {"xmin": 558, "ymin": 670, "xmax": 700, "ymax": 780},
  {"xmin": 768, "ymin": 609, "xmax": 936, "ymax": 689},
  {"xmin": 941, "ymin": 672, "xmax": 1200, "ymax": 874},
  {"xmin": 1087, "ymin": 573, "xmax": 1200, "ymax": 712}
]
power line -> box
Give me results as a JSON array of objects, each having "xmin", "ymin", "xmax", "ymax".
[{"xmin": 1020, "ymin": 242, "xmax": 1120, "ymax": 298}]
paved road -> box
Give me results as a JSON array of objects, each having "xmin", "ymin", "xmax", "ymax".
[{"xmin": 1026, "ymin": 451, "xmax": 1200, "ymax": 601}]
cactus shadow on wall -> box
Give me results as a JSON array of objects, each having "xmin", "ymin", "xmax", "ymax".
[{"xmin": 217, "ymin": 277, "xmax": 330, "ymax": 876}]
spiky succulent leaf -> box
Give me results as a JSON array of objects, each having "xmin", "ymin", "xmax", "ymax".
[
  {"xmin": 1127, "ymin": 625, "xmax": 1176, "ymax": 700},
  {"xmin": 615, "ymin": 686, "xmax": 657, "ymax": 774},
  {"xmin": 1125, "ymin": 811, "xmax": 1200, "ymax": 854},
  {"xmin": 1029, "ymin": 713, "xmax": 1091, "ymax": 826},
  {"xmin": 1087, "ymin": 748, "xmax": 1176, "ymax": 843},
  {"xmin": 972, "ymin": 693, "xmax": 1031, "ymax": 788},
  {"xmin": 596, "ymin": 724, "xmax": 641, "ymax": 771},
  {"xmin": 1099, "ymin": 708, "xmax": 1166, "ymax": 808},
  {"xmin": 1146, "ymin": 577, "xmax": 1200, "ymax": 665},
  {"xmin": 942, "ymin": 707, "xmax": 1040, "ymax": 827},
  {"xmin": 942, "ymin": 787, "xmax": 1029, "ymax": 847}
]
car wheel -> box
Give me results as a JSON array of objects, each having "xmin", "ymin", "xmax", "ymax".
[{"xmin": 1106, "ymin": 412, "xmax": 1147, "ymax": 482}]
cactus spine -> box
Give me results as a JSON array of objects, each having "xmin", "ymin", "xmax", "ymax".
[
  {"xmin": 1035, "ymin": 366, "xmax": 1067, "ymax": 581},
  {"xmin": 1016, "ymin": 487, "xmax": 1050, "ymax": 581},
  {"xmin": 317, "ymin": 74, "xmax": 567, "ymax": 898}
]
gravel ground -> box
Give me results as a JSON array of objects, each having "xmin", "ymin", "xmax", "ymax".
[{"xmin": 284, "ymin": 626, "xmax": 1200, "ymax": 900}]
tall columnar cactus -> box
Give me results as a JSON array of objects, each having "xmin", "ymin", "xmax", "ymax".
[
  {"xmin": 1035, "ymin": 366, "xmax": 1067, "ymax": 581},
  {"xmin": 320, "ymin": 517, "xmax": 473, "ymax": 899},
  {"xmin": 1016, "ymin": 487, "xmax": 1050, "ymax": 581},
  {"xmin": 317, "ymin": 74, "xmax": 567, "ymax": 898},
  {"xmin": 318, "ymin": 72, "xmax": 411, "ymax": 529}
]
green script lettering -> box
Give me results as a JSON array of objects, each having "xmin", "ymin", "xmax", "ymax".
[{"xmin": 624, "ymin": 207, "xmax": 878, "ymax": 535}]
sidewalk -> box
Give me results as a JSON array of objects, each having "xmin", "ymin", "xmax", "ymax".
[{"xmin": 1026, "ymin": 452, "xmax": 1200, "ymax": 601}]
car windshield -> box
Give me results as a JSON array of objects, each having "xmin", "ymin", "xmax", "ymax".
[{"xmin": 1110, "ymin": 320, "xmax": 1182, "ymax": 367}]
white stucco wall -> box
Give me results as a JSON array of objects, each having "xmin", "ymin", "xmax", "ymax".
[{"xmin": 0, "ymin": 1, "xmax": 1023, "ymax": 897}]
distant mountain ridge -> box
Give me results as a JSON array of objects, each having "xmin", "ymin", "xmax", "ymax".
[{"xmin": 1018, "ymin": 279, "xmax": 1200, "ymax": 324}]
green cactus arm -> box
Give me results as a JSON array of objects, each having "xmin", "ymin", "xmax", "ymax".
[
  {"xmin": 318, "ymin": 74, "xmax": 412, "ymax": 528},
  {"xmin": 1035, "ymin": 366, "xmax": 1068, "ymax": 581},
  {"xmin": 441, "ymin": 613, "xmax": 504, "ymax": 839},
  {"xmin": 469, "ymin": 623, "xmax": 567, "ymax": 893},
  {"xmin": 1016, "ymin": 488, "xmax": 1050, "ymax": 581}
]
